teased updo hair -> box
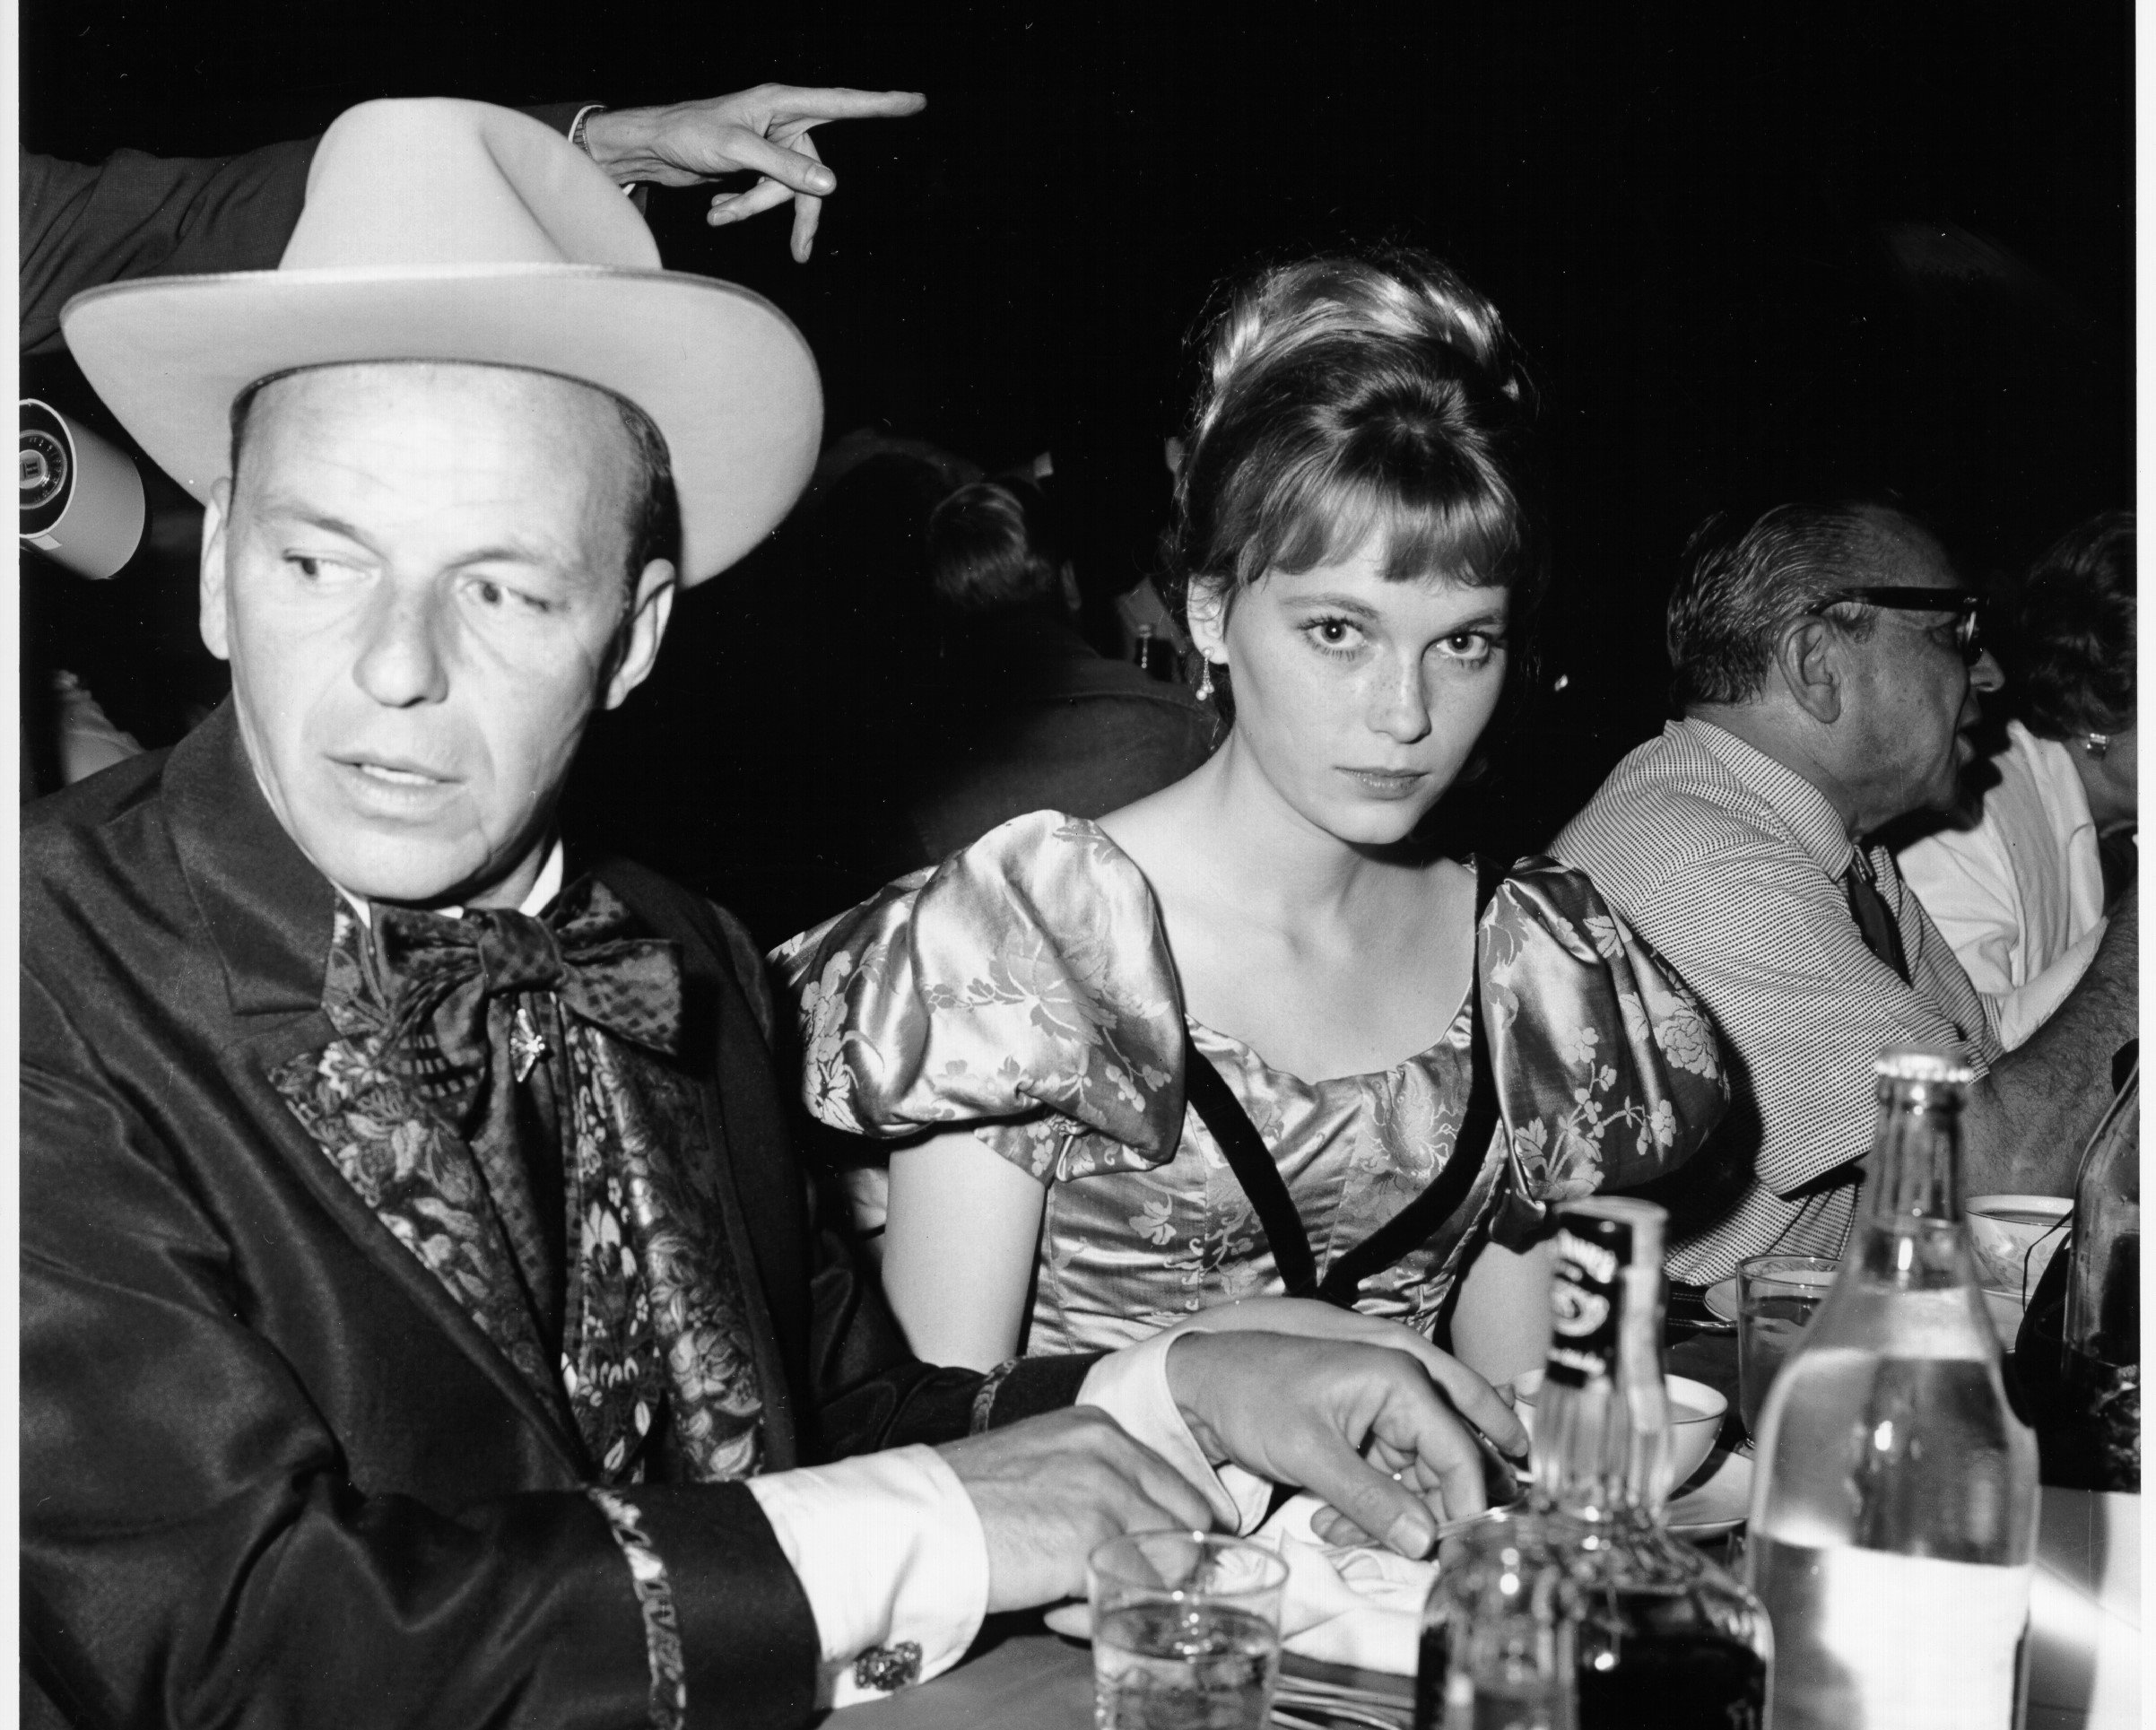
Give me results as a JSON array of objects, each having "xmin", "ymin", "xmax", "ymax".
[
  {"xmin": 1994, "ymin": 510, "xmax": 2135, "ymax": 741},
  {"xmin": 1164, "ymin": 249, "xmax": 1540, "ymax": 677}
]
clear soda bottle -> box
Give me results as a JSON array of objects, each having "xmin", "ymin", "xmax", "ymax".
[{"xmin": 1746, "ymin": 1048, "xmax": 2039, "ymax": 1730}]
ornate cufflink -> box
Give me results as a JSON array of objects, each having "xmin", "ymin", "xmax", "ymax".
[{"xmin": 852, "ymin": 1641, "xmax": 923, "ymax": 1693}]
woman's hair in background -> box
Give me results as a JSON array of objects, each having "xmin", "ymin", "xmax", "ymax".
[
  {"xmin": 1993, "ymin": 509, "xmax": 2135, "ymax": 740},
  {"xmin": 926, "ymin": 476, "xmax": 1067, "ymax": 616},
  {"xmin": 1161, "ymin": 248, "xmax": 1543, "ymax": 723}
]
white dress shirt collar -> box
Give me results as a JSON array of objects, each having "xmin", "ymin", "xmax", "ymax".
[{"xmin": 334, "ymin": 839, "xmax": 567, "ymax": 927}]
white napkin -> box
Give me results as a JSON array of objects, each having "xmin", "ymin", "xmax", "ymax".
[{"xmin": 1252, "ymin": 1493, "xmax": 1437, "ymax": 1673}]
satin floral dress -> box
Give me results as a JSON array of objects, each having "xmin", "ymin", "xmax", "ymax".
[{"xmin": 774, "ymin": 813, "xmax": 1726, "ymax": 1354}]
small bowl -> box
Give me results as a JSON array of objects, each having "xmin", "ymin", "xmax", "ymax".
[
  {"xmin": 1966, "ymin": 1195, "xmax": 2072, "ymax": 1295},
  {"xmin": 1510, "ymin": 1369, "xmax": 1727, "ymax": 1490},
  {"xmin": 1979, "ymin": 1285, "xmax": 2028, "ymax": 1340}
]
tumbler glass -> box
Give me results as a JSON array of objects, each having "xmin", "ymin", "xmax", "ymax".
[
  {"xmin": 1737, "ymin": 1253, "xmax": 1838, "ymax": 1434},
  {"xmin": 1088, "ymin": 1530, "xmax": 1289, "ymax": 1730}
]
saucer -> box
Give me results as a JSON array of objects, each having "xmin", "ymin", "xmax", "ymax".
[
  {"xmin": 1667, "ymin": 1449, "xmax": 1752, "ymax": 1537},
  {"xmin": 1703, "ymin": 1278, "xmax": 1741, "ymax": 1325}
]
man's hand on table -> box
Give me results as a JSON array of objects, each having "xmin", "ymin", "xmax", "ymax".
[
  {"xmin": 1167, "ymin": 1331, "xmax": 1526, "ymax": 1559},
  {"xmin": 579, "ymin": 85, "xmax": 926, "ymax": 260},
  {"xmin": 939, "ymin": 1408, "xmax": 1214, "ymax": 1613},
  {"xmin": 940, "ymin": 1324, "xmax": 1524, "ymax": 1615}
]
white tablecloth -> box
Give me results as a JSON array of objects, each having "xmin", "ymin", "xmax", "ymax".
[{"xmin": 2028, "ymin": 1488, "xmax": 2140, "ymax": 1729}]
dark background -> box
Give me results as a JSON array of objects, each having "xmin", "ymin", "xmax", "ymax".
[{"xmin": 22, "ymin": 1, "xmax": 2134, "ymax": 940}]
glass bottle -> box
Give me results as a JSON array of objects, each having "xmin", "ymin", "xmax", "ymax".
[
  {"xmin": 1747, "ymin": 1048, "xmax": 2039, "ymax": 1730},
  {"xmin": 2025, "ymin": 1059, "xmax": 2140, "ymax": 1490},
  {"xmin": 1416, "ymin": 1196, "xmax": 1770, "ymax": 1730},
  {"xmin": 1414, "ymin": 1517, "xmax": 1577, "ymax": 1730}
]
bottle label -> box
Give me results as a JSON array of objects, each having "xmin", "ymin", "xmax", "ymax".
[
  {"xmin": 1545, "ymin": 1217, "xmax": 1630, "ymax": 1387},
  {"xmin": 1751, "ymin": 1537, "xmax": 2030, "ymax": 1730}
]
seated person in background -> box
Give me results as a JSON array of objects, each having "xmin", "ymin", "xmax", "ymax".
[
  {"xmin": 900, "ymin": 474, "xmax": 1219, "ymax": 865},
  {"xmin": 1897, "ymin": 510, "xmax": 2134, "ymax": 1048},
  {"xmin": 1554, "ymin": 502, "xmax": 2138, "ymax": 1289},
  {"xmin": 22, "ymin": 103, "xmax": 1523, "ymax": 1729},
  {"xmin": 778, "ymin": 248, "xmax": 1726, "ymax": 1392}
]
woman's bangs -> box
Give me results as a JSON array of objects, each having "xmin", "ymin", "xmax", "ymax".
[{"xmin": 1243, "ymin": 465, "xmax": 1517, "ymax": 588}]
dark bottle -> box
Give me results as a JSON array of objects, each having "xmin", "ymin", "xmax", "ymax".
[
  {"xmin": 2017, "ymin": 1059, "xmax": 2139, "ymax": 1491},
  {"xmin": 1414, "ymin": 1516, "xmax": 1576, "ymax": 1730},
  {"xmin": 1416, "ymin": 1198, "xmax": 1769, "ymax": 1730}
]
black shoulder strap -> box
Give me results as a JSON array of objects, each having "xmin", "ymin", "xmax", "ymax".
[
  {"xmin": 1182, "ymin": 1028, "xmax": 1321, "ymax": 1296},
  {"xmin": 1180, "ymin": 856, "xmax": 1508, "ymax": 1310}
]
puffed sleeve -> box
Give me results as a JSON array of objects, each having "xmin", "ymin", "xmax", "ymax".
[
  {"xmin": 770, "ymin": 813, "xmax": 1187, "ymax": 1182},
  {"xmin": 1480, "ymin": 857, "xmax": 1729, "ymax": 1248}
]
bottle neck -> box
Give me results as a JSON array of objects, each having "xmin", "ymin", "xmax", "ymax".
[
  {"xmin": 1864, "ymin": 1075, "xmax": 1964, "ymax": 1228},
  {"xmin": 1849, "ymin": 1069, "xmax": 1975, "ymax": 1290},
  {"xmin": 1535, "ymin": 1216, "xmax": 1674, "ymax": 1521},
  {"xmin": 2066, "ymin": 1076, "xmax": 2140, "ymax": 1356}
]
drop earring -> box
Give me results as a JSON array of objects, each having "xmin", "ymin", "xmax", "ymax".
[{"xmin": 1194, "ymin": 657, "xmax": 1216, "ymax": 702}]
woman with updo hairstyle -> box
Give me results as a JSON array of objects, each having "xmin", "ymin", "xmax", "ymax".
[{"xmin": 777, "ymin": 249, "xmax": 1726, "ymax": 1409}]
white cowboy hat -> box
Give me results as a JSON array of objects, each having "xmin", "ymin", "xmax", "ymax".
[{"xmin": 60, "ymin": 97, "xmax": 822, "ymax": 585}]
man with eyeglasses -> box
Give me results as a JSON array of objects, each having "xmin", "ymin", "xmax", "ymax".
[{"xmin": 1552, "ymin": 501, "xmax": 2137, "ymax": 1287}]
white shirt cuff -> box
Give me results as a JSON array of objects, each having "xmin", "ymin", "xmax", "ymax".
[
  {"xmin": 1076, "ymin": 1327, "xmax": 1274, "ymax": 1534},
  {"xmin": 1993, "ymin": 918, "xmax": 2106, "ymax": 1052},
  {"xmin": 745, "ymin": 1445, "xmax": 987, "ymax": 1708}
]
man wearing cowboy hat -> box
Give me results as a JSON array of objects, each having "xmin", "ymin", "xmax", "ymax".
[{"xmin": 22, "ymin": 100, "xmax": 1524, "ymax": 1729}]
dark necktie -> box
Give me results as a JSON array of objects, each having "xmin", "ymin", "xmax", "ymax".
[
  {"xmin": 369, "ymin": 877, "xmax": 684, "ymax": 1341},
  {"xmin": 1845, "ymin": 850, "xmax": 1911, "ymax": 986}
]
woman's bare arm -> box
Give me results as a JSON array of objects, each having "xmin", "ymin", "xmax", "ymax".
[
  {"xmin": 882, "ymin": 1127, "xmax": 1048, "ymax": 1370},
  {"xmin": 1448, "ymin": 1235, "xmax": 1553, "ymax": 1387}
]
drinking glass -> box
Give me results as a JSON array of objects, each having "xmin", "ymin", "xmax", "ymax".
[
  {"xmin": 1737, "ymin": 1254, "xmax": 1838, "ymax": 1434},
  {"xmin": 1088, "ymin": 1530, "xmax": 1289, "ymax": 1730}
]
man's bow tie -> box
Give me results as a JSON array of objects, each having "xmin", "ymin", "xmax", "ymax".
[{"xmin": 368, "ymin": 875, "xmax": 683, "ymax": 1124}]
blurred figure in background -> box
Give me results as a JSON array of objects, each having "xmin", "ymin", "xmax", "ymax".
[
  {"xmin": 1898, "ymin": 510, "xmax": 2135, "ymax": 1048},
  {"xmin": 567, "ymin": 442, "xmax": 961, "ymax": 946},
  {"xmin": 901, "ymin": 474, "xmax": 1218, "ymax": 865}
]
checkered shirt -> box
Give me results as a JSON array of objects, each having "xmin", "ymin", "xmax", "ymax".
[{"xmin": 1552, "ymin": 717, "xmax": 2002, "ymax": 1283}]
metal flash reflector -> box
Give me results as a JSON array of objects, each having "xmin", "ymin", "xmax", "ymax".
[{"xmin": 21, "ymin": 398, "xmax": 146, "ymax": 579}]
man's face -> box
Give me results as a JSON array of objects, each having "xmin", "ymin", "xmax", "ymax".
[
  {"xmin": 200, "ymin": 363, "xmax": 674, "ymax": 908},
  {"xmin": 1833, "ymin": 514, "xmax": 2003, "ymax": 829}
]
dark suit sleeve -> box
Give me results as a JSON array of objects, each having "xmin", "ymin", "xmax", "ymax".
[
  {"xmin": 687, "ymin": 892, "xmax": 1103, "ymax": 1457},
  {"xmin": 22, "ymin": 105, "xmax": 596, "ymax": 355},
  {"xmin": 20, "ymin": 142, "xmax": 317, "ymax": 353},
  {"xmin": 20, "ymin": 966, "xmax": 821, "ymax": 1730}
]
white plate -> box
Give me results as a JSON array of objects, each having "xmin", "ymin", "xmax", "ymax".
[
  {"xmin": 1668, "ymin": 1448, "xmax": 1752, "ymax": 1537},
  {"xmin": 1703, "ymin": 1277, "xmax": 1741, "ymax": 1324}
]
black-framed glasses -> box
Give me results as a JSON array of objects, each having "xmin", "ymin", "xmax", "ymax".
[{"xmin": 1813, "ymin": 586, "xmax": 1985, "ymax": 664}]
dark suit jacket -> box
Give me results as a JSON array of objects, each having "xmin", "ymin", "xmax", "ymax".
[
  {"xmin": 901, "ymin": 610, "xmax": 1220, "ymax": 868},
  {"xmin": 20, "ymin": 104, "xmax": 587, "ymax": 354},
  {"xmin": 21, "ymin": 705, "xmax": 1092, "ymax": 1730}
]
